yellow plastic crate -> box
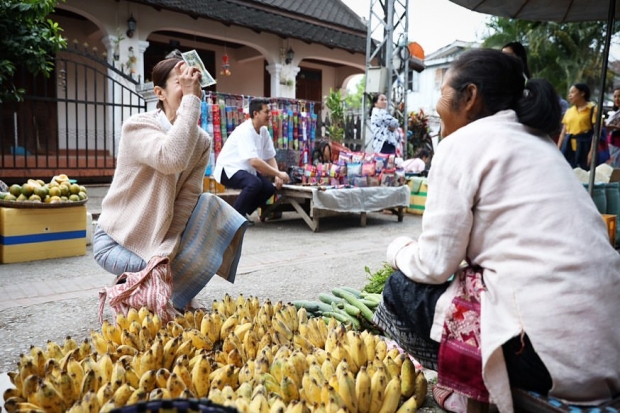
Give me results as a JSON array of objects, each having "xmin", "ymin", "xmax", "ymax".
[
  {"xmin": 407, "ymin": 177, "xmax": 427, "ymax": 215},
  {"xmin": 0, "ymin": 205, "xmax": 87, "ymax": 264}
]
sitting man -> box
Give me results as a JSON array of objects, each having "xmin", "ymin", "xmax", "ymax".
[{"xmin": 214, "ymin": 98, "xmax": 290, "ymax": 223}]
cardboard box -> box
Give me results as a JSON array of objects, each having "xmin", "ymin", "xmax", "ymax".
[
  {"xmin": 0, "ymin": 205, "xmax": 87, "ymax": 264},
  {"xmin": 601, "ymin": 214, "xmax": 617, "ymax": 246},
  {"xmin": 407, "ymin": 177, "xmax": 427, "ymax": 215},
  {"xmin": 203, "ymin": 177, "xmax": 226, "ymax": 194}
]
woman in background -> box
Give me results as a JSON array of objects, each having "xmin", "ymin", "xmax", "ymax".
[
  {"xmin": 556, "ymin": 83, "xmax": 597, "ymax": 169},
  {"xmin": 370, "ymin": 93, "xmax": 401, "ymax": 154},
  {"xmin": 605, "ymin": 86, "xmax": 620, "ymax": 167}
]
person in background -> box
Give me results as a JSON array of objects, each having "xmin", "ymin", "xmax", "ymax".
[
  {"xmin": 370, "ymin": 93, "xmax": 401, "ymax": 154},
  {"xmin": 604, "ymin": 86, "xmax": 620, "ymax": 168},
  {"xmin": 501, "ymin": 41, "xmax": 531, "ymax": 80},
  {"xmin": 373, "ymin": 49, "xmax": 620, "ymax": 412},
  {"xmin": 214, "ymin": 98, "xmax": 290, "ymax": 224},
  {"xmin": 94, "ymin": 58, "xmax": 247, "ymax": 312},
  {"xmin": 501, "ymin": 41, "xmax": 568, "ymax": 142},
  {"xmin": 556, "ymin": 83, "xmax": 597, "ymax": 169},
  {"xmin": 401, "ymin": 148, "xmax": 430, "ymax": 173}
]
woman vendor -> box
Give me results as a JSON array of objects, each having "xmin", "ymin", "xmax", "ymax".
[{"xmin": 373, "ymin": 49, "xmax": 620, "ymax": 412}]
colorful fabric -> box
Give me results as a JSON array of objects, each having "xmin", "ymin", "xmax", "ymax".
[
  {"xmin": 437, "ymin": 265, "xmax": 489, "ymax": 403},
  {"xmin": 98, "ymin": 255, "xmax": 179, "ymax": 323}
]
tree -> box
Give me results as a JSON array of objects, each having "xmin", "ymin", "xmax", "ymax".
[
  {"xmin": 345, "ymin": 75, "xmax": 365, "ymax": 110},
  {"xmin": 0, "ymin": 0, "xmax": 66, "ymax": 102},
  {"xmin": 483, "ymin": 17, "xmax": 619, "ymax": 101}
]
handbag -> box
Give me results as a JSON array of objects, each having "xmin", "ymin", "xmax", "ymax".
[
  {"xmin": 437, "ymin": 264, "xmax": 490, "ymax": 402},
  {"xmin": 98, "ymin": 255, "xmax": 179, "ymax": 324}
]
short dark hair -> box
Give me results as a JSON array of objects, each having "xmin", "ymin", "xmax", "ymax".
[
  {"xmin": 249, "ymin": 98, "xmax": 270, "ymax": 118},
  {"xmin": 152, "ymin": 58, "xmax": 182, "ymax": 111},
  {"xmin": 449, "ymin": 49, "xmax": 561, "ymax": 135},
  {"xmin": 417, "ymin": 149, "xmax": 430, "ymax": 159},
  {"xmin": 572, "ymin": 83, "xmax": 591, "ymax": 101}
]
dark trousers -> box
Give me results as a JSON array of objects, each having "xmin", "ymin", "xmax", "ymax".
[
  {"xmin": 220, "ymin": 169, "xmax": 275, "ymax": 216},
  {"xmin": 380, "ymin": 141, "xmax": 397, "ymax": 154}
]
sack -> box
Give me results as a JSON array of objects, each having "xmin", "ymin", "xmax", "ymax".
[
  {"xmin": 437, "ymin": 264, "xmax": 489, "ymax": 402},
  {"xmin": 98, "ymin": 255, "xmax": 179, "ymax": 324}
]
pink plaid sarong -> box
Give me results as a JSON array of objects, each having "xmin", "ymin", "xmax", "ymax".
[{"xmin": 437, "ymin": 265, "xmax": 490, "ymax": 403}]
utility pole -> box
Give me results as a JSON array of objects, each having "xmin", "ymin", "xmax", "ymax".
[{"xmin": 361, "ymin": 0, "xmax": 410, "ymax": 150}]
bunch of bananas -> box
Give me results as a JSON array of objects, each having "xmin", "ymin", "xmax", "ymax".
[{"xmin": 3, "ymin": 294, "xmax": 427, "ymax": 413}]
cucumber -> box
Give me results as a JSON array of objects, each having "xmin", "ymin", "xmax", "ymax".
[
  {"xmin": 360, "ymin": 292, "xmax": 383, "ymax": 303},
  {"xmin": 359, "ymin": 298, "xmax": 379, "ymax": 309},
  {"xmin": 318, "ymin": 293, "xmax": 344, "ymax": 305},
  {"xmin": 335, "ymin": 286, "xmax": 362, "ymax": 298},
  {"xmin": 332, "ymin": 289, "xmax": 375, "ymax": 323},
  {"xmin": 342, "ymin": 302, "xmax": 361, "ymax": 317},
  {"xmin": 323, "ymin": 310, "xmax": 360, "ymax": 330},
  {"xmin": 291, "ymin": 300, "xmax": 332, "ymax": 314}
]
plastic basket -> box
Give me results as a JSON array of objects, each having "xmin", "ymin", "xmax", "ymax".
[{"xmin": 109, "ymin": 398, "xmax": 238, "ymax": 413}]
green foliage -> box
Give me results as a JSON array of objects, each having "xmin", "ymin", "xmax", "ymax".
[
  {"xmin": 482, "ymin": 17, "xmax": 619, "ymax": 101},
  {"xmin": 344, "ymin": 75, "xmax": 365, "ymax": 110},
  {"xmin": 0, "ymin": 0, "xmax": 67, "ymax": 102},
  {"xmin": 362, "ymin": 262, "xmax": 394, "ymax": 294},
  {"xmin": 324, "ymin": 88, "xmax": 345, "ymax": 143}
]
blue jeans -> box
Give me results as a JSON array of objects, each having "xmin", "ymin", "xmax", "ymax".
[
  {"xmin": 220, "ymin": 169, "xmax": 275, "ymax": 216},
  {"xmin": 93, "ymin": 226, "xmax": 145, "ymax": 276}
]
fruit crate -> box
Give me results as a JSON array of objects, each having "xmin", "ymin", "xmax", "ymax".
[
  {"xmin": 0, "ymin": 205, "xmax": 87, "ymax": 264},
  {"xmin": 406, "ymin": 177, "xmax": 427, "ymax": 215}
]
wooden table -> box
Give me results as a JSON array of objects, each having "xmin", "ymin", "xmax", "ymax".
[{"xmin": 259, "ymin": 184, "xmax": 409, "ymax": 232}]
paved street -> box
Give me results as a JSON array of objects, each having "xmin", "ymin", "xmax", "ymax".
[{"xmin": 0, "ymin": 202, "xmax": 423, "ymax": 374}]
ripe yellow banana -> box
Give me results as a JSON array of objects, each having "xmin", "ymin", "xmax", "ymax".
[
  {"xmin": 236, "ymin": 381, "xmax": 253, "ymax": 402},
  {"xmin": 155, "ymin": 367, "xmax": 171, "ymax": 389},
  {"xmin": 384, "ymin": 356, "xmax": 401, "ymax": 381},
  {"xmin": 138, "ymin": 369, "xmax": 158, "ymax": 393},
  {"xmin": 96, "ymin": 382, "xmax": 114, "ymax": 408},
  {"xmin": 374, "ymin": 340, "xmax": 387, "ymax": 362},
  {"xmin": 34, "ymin": 380, "xmax": 65, "ymax": 413},
  {"xmin": 172, "ymin": 360, "xmax": 192, "ymax": 389},
  {"xmin": 368, "ymin": 366, "xmax": 388, "ymax": 413},
  {"xmin": 396, "ymin": 394, "xmax": 418, "ymax": 413},
  {"xmin": 355, "ymin": 366, "xmax": 372, "ymax": 413},
  {"xmin": 413, "ymin": 371, "xmax": 427, "ymax": 406},
  {"xmin": 166, "ymin": 372, "xmax": 187, "ymax": 398},
  {"xmin": 162, "ymin": 335, "xmax": 181, "ymax": 370},
  {"xmin": 45, "ymin": 340, "xmax": 64, "ymax": 361},
  {"xmin": 378, "ymin": 375, "xmax": 401, "ymax": 413},
  {"xmin": 337, "ymin": 369, "xmax": 357, "ymax": 413},
  {"xmin": 112, "ymin": 383, "xmax": 135, "ymax": 407},
  {"xmin": 185, "ymin": 329, "xmax": 214, "ymax": 351},
  {"xmin": 62, "ymin": 336, "xmax": 79, "ymax": 356},
  {"xmin": 220, "ymin": 314, "xmax": 239, "ymax": 340},
  {"xmin": 124, "ymin": 366, "xmax": 141, "ymax": 390},
  {"xmin": 400, "ymin": 356, "xmax": 415, "ymax": 398},
  {"xmin": 249, "ymin": 392, "xmax": 270, "ymax": 413}
]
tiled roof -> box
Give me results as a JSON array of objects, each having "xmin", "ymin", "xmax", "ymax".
[{"xmin": 129, "ymin": 0, "xmax": 368, "ymax": 54}]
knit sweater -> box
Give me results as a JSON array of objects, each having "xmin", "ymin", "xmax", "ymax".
[{"xmin": 98, "ymin": 95, "xmax": 211, "ymax": 262}]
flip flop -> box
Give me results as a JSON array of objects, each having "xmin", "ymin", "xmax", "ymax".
[{"xmin": 432, "ymin": 384, "xmax": 454, "ymax": 410}]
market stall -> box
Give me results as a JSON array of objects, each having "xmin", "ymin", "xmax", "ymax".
[{"xmin": 259, "ymin": 184, "xmax": 409, "ymax": 232}]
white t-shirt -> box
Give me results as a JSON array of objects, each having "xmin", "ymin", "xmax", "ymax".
[{"xmin": 213, "ymin": 119, "xmax": 276, "ymax": 182}]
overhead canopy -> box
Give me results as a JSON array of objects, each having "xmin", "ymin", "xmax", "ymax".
[{"xmin": 449, "ymin": 0, "xmax": 620, "ymax": 22}]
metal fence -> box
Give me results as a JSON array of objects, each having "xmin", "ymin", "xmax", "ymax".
[{"xmin": 0, "ymin": 46, "xmax": 146, "ymax": 184}]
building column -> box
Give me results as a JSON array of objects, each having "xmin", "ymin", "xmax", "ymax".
[
  {"xmin": 265, "ymin": 63, "xmax": 283, "ymax": 97},
  {"xmin": 138, "ymin": 40, "xmax": 150, "ymax": 85}
]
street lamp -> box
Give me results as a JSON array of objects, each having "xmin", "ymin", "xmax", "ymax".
[
  {"xmin": 126, "ymin": 15, "xmax": 137, "ymax": 38},
  {"xmin": 285, "ymin": 47, "xmax": 294, "ymax": 65}
]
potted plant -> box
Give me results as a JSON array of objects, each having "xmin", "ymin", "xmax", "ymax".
[{"xmin": 324, "ymin": 88, "xmax": 345, "ymax": 143}]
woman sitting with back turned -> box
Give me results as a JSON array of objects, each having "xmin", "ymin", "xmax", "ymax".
[{"xmin": 373, "ymin": 49, "xmax": 620, "ymax": 412}]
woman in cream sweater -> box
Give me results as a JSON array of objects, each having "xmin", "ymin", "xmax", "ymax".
[{"xmin": 94, "ymin": 57, "xmax": 247, "ymax": 312}]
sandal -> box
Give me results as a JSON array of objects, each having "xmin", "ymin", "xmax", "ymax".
[
  {"xmin": 432, "ymin": 384, "xmax": 469, "ymax": 413},
  {"xmin": 432, "ymin": 384, "xmax": 454, "ymax": 409}
]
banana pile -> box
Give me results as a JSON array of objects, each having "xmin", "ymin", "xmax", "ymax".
[{"xmin": 3, "ymin": 294, "xmax": 427, "ymax": 413}]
